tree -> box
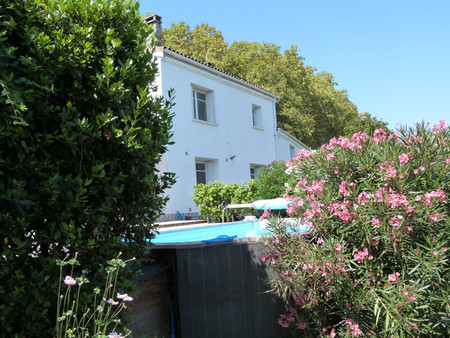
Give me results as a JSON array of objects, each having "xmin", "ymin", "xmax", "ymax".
[
  {"xmin": 344, "ymin": 111, "xmax": 390, "ymax": 137},
  {"xmin": 162, "ymin": 22, "xmax": 389, "ymax": 149},
  {"xmin": 0, "ymin": 0, "xmax": 174, "ymax": 335}
]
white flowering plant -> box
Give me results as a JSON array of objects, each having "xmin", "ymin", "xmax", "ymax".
[
  {"xmin": 261, "ymin": 122, "xmax": 449, "ymax": 337},
  {"xmin": 56, "ymin": 253, "xmax": 135, "ymax": 337}
]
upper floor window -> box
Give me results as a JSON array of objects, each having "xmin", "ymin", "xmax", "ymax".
[
  {"xmin": 193, "ymin": 85, "xmax": 215, "ymax": 123},
  {"xmin": 252, "ymin": 104, "xmax": 263, "ymax": 129}
]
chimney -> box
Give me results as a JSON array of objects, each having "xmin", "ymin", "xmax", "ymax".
[{"xmin": 144, "ymin": 14, "xmax": 162, "ymax": 46}]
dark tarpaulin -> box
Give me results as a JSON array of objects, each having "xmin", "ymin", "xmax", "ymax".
[{"xmin": 174, "ymin": 241, "xmax": 293, "ymax": 338}]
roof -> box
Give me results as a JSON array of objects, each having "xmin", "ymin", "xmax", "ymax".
[
  {"xmin": 277, "ymin": 127, "xmax": 310, "ymax": 150},
  {"xmin": 154, "ymin": 46, "xmax": 279, "ymax": 99}
]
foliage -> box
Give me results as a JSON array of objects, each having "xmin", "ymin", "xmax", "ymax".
[
  {"xmin": 192, "ymin": 180, "xmax": 256, "ymax": 222},
  {"xmin": 261, "ymin": 122, "xmax": 449, "ymax": 336},
  {"xmin": 344, "ymin": 111, "xmax": 390, "ymax": 138},
  {"xmin": 162, "ymin": 22, "xmax": 390, "ymax": 148},
  {"xmin": 0, "ymin": 0, "xmax": 174, "ymax": 335},
  {"xmin": 56, "ymin": 254, "xmax": 134, "ymax": 337},
  {"xmin": 254, "ymin": 160, "xmax": 289, "ymax": 200}
]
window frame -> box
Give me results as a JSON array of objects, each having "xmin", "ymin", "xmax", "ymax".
[
  {"xmin": 192, "ymin": 85, "xmax": 215, "ymax": 124},
  {"xmin": 252, "ymin": 104, "xmax": 263, "ymax": 129},
  {"xmin": 250, "ymin": 164, "xmax": 264, "ymax": 180}
]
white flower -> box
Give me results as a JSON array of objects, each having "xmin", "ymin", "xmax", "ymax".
[
  {"xmin": 117, "ymin": 293, "xmax": 133, "ymax": 301},
  {"xmin": 64, "ymin": 276, "xmax": 76, "ymax": 286}
]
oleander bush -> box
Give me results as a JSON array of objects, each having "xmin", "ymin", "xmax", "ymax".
[
  {"xmin": 262, "ymin": 122, "xmax": 449, "ymax": 337},
  {"xmin": 0, "ymin": 0, "xmax": 174, "ymax": 335}
]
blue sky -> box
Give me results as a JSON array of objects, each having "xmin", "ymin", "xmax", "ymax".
[{"xmin": 139, "ymin": 0, "xmax": 450, "ymax": 131}]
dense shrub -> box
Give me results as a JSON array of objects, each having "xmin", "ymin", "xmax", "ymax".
[
  {"xmin": 0, "ymin": 0, "xmax": 174, "ymax": 335},
  {"xmin": 192, "ymin": 180, "xmax": 256, "ymax": 222},
  {"xmin": 262, "ymin": 122, "xmax": 449, "ymax": 336},
  {"xmin": 254, "ymin": 160, "xmax": 289, "ymax": 200}
]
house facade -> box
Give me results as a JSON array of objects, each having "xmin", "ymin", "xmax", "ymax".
[{"xmin": 148, "ymin": 17, "xmax": 307, "ymax": 220}]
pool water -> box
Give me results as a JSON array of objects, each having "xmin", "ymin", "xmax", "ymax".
[{"xmin": 152, "ymin": 220, "xmax": 311, "ymax": 244}]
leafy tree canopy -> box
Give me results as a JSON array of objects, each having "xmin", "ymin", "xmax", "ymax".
[{"xmin": 162, "ymin": 21, "xmax": 389, "ymax": 148}]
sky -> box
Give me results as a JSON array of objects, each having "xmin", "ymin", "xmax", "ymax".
[{"xmin": 139, "ymin": 0, "xmax": 450, "ymax": 130}]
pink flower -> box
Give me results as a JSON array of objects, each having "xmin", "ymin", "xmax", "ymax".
[
  {"xmin": 350, "ymin": 323, "xmax": 362, "ymax": 337},
  {"xmin": 354, "ymin": 247, "xmax": 370, "ymax": 263},
  {"xmin": 317, "ymin": 237, "xmax": 324, "ymax": 246},
  {"xmin": 260, "ymin": 254, "xmax": 269, "ymax": 262},
  {"xmin": 388, "ymin": 272, "xmax": 400, "ymax": 283},
  {"xmin": 108, "ymin": 333, "xmax": 123, "ymax": 338},
  {"xmin": 339, "ymin": 181, "xmax": 351, "ymax": 196},
  {"xmin": 424, "ymin": 189, "xmax": 446, "ymax": 206},
  {"xmin": 398, "ymin": 153, "xmax": 410, "ymax": 165},
  {"xmin": 107, "ymin": 298, "xmax": 118, "ymax": 306},
  {"xmin": 259, "ymin": 208, "xmax": 271, "ymax": 221},
  {"xmin": 386, "ymin": 166, "xmax": 397, "ymax": 178},
  {"xmin": 64, "ymin": 276, "xmax": 76, "ymax": 286},
  {"xmin": 117, "ymin": 293, "xmax": 133, "ymax": 301},
  {"xmin": 372, "ymin": 218, "xmax": 381, "ymax": 228},
  {"xmin": 336, "ymin": 243, "xmax": 342, "ymax": 252},
  {"xmin": 327, "ymin": 152, "xmax": 335, "ymax": 161},
  {"xmin": 433, "ymin": 120, "xmax": 448, "ymax": 131},
  {"xmin": 357, "ymin": 192, "xmax": 374, "ymax": 205},
  {"xmin": 297, "ymin": 322, "xmax": 307, "ymax": 330}
]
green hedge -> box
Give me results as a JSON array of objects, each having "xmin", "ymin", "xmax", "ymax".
[{"xmin": 192, "ymin": 180, "xmax": 256, "ymax": 222}]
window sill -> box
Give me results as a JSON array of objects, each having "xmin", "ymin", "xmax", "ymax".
[
  {"xmin": 252, "ymin": 126, "xmax": 264, "ymax": 131},
  {"xmin": 192, "ymin": 119, "xmax": 218, "ymax": 127}
]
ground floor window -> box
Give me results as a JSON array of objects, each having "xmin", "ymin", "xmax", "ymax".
[
  {"xmin": 195, "ymin": 158, "xmax": 217, "ymax": 185},
  {"xmin": 250, "ymin": 165, "xmax": 264, "ymax": 180},
  {"xmin": 196, "ymin": 162, "xmax": 207, "ymax": 184}
]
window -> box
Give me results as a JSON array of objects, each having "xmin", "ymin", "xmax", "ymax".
[
  {"xmin": 195, "ymin": 159, "xmax": 217, "ymax": 184},
  {"xmin": 193, "ymin": 86, "xmax": 215, "ymax": 123},
  {"xmin": 252, "ymin": 104, "xmax": 262, "ymax": 129},
  {"xmin": 290, "ymin": 145, "xmax": 296, "ymax": 159},
  {"xmin": 250, "ymin": 165, "xmax": 264, "ymax": 180},
  {"xmin": 196, "ymin": 162, "xmax": 207, "ymax": 184}
]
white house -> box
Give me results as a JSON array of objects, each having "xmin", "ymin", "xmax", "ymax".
[{"xmin": 147, "ymin": 16, "xmax": 307, "ymax": 220}]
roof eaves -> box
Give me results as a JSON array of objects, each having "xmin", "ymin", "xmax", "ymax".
[{"xmin": 156, "ymin": 46, "xmax": 278, "ymax": 99}]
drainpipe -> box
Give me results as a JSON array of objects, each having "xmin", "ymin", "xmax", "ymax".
[{"xmin": 272, "ymin": 98, "xmax": 279, "ymax": 161}]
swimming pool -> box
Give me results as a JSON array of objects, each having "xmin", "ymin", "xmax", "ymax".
[
  {"xmin": 145, "ymin": 219, "xmax": 312, "ymax": 337},
  {"xmin": 152, "ymin": 219, "xmax": 311, "ymax": 244}
]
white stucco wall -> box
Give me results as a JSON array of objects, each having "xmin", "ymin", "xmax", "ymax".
[
  {"xmin": 152, "ymin": 48, "xmax": 305, "ymax": 217},
  {"xmin": 276, "ymin": 128, "xmax": 309, "ymax": 162}
]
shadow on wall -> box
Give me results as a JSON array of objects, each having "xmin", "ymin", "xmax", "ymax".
[{"xmin": 130, "ymin": 240, "xmax": 293, "ymax": 338}]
